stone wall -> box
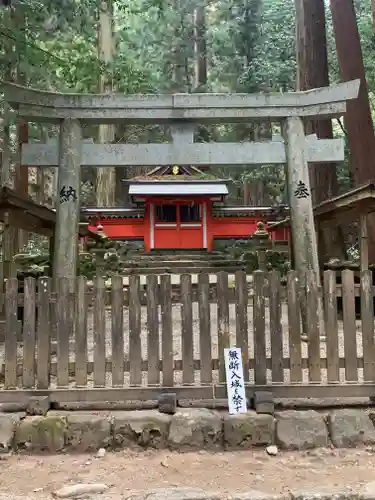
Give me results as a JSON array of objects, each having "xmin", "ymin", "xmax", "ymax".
[
  {"xmin": 1, "ymin": 408, "xmax": 375, "ymax": 453},
  {"xmin": 213, "ymin": 239, "xmax": 289, "ymax": 274}
]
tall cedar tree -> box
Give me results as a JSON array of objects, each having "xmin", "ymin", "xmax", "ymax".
[
  {"xmin": 331, "ymin": 0, "xmax": 375, "ymax": 262},
  {"xmin": 295, "ymin": 0, "xmax": 345, "ymax": 261}
]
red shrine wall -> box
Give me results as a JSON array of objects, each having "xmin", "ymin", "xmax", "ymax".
[
  {"xmin": 90, "ymin": 218, "xmax": 145, "ymax": 239},
  {"xmin": 87, "ymin": 197, "xmax": 290, "ymax": 252}
]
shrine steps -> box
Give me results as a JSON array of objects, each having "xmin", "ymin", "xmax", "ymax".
[
  {"xmin": 121, "ymin": 265, "xmax": 244, "ymax": 275},
  {"xmin": 130, "ymin": 250, "xmax": 225, "ymax": 261},
  {"xmin": 124, "ymin": 259, "xmax": 241, "ymax": 269},
  {"xmin": 123, "ymin": 250, "xmax": 244, "ymax": 275}
]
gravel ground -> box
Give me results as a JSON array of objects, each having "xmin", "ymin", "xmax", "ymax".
[{"xmin": 1, "ymin": 448, "xmax": 375, "ymax": 498}]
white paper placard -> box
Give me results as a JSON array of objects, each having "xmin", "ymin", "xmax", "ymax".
[{"xmin": 224, "ymin": 347, "xmax": 247, "ymax": 414}]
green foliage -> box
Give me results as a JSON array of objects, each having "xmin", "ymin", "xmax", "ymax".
[
  {"xmin": 0, "ymin": 0, "xmax": 374, "ymax": 204},
  {"xmin": 209, "ymin": 0, "xmax": 296, "ymax": 93}
]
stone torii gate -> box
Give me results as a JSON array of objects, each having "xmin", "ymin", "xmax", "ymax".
[{"xmin": 2, "ymin": 80, "xmax": 360, "ymax": 292}]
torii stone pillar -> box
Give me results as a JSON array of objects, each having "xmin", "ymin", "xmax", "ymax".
[
  {"xmin": 283, "ymin": 116, "xmax": 323, "ymax": 338},
  {"xmin": 283, "ymin": 116, "xmax": 320, "ymax": 282},
  {"xmin": 54, "ymin": 118, "xmax": 82, "ymax": 288}
]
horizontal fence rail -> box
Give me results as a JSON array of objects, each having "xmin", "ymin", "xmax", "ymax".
[{"xmin": 0, "ymin": 269, "xmax": 374, "ymax": 401}]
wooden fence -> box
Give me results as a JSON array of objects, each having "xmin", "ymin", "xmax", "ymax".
[{"xmin": 0, "ymin": 269, "xmax": 374, "ymax": 404}]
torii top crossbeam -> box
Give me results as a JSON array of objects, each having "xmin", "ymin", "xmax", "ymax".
[{"xmin": 1, "ymin": 80, "xmax": 360, "ymax": 123}]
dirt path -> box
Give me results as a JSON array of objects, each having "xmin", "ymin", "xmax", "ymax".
[{"xmin": 1, "ymin": 448, "xmax": 375, "ymax": 498}]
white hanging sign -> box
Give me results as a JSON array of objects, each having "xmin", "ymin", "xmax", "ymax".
[{"xmin": 224, "ymin": 347, "xmax": 247, "ymax": 414}]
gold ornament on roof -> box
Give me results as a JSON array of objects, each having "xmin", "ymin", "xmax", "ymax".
[{"xmin": 172, "ymin": 165, "xmax": 179, "ymax": 175}]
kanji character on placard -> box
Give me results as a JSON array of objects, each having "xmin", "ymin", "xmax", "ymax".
[
  {"xmin": 231, "ymin": 378, "xmax": 242, "ymax": 389},
  {"xmin": 228, "ymin": 350, "xmax": 239, "ymax": 360},
  {"xmin": 229, "ymin": 360, "xmax": 240, "ymax": 371}
]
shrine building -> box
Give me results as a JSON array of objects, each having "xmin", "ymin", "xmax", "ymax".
[{"xmin": 85, "ymin": 165, "xmax": 289, "ymax": 252}]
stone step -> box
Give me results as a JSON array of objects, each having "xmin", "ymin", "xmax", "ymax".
[
  {"xmin": 124, "ymin": 259, "xmax": 241, "ymax": 269},
  {"xmin": 129, "ymin": 252, "xmax": 225, "ymax": 262},
  {"xmin": 121, "ymin": 265, "xmax": 245, "ymax": 275}
]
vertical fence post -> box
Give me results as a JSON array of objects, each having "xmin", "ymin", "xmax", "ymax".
[
  {"xmin": 341, "ymin": 269, "xmax": 358, "ymax": 382},
  {"xmin": 4, "ymin": 278, "xmax": 18, "ymax": 389},
  {"xmin": 306, "ymin": 270, "xmax": 321, "ymax": 382},
  {"xmin": 181, "ymin": 274, "xmax": 194, "ymax": 385},
  {"xmin": 75, "ymin": 276, "xmax": 88, "ymax": 387},
  {"xmin": 129, "ymin": 275, "xmax": 142, "ymax": 386},
  {"xmin": 287, "ymin": 270, "xmax": 302, "ymax": 382},
  {"xmin": 111, "ymin": 275, "xmax": 124, "ymax": 387},
  {"xmin": 269, "ymin": 270, "xmax": 283, "ymax": 382},
  {"xmin": 22, "ymin": 277, "xmax": 36, "ymax": 388},
  {"xmin": 146, "ymin": 274, "xmax": 159, "ymax": 386},
  {"xmin": 359, "ymin": 269, "xmax": 374, "ymax": 381},
  {"xmin": 235, "ymin": 270, "xmax": 248, "ymax": 382},
  {"xmin": 56, "ymin": 277, "xmax": 70, "ymax": 387},
  {"xmin": 361, "ymin": 270, "xmax": 375, "ymax": 382},
  {"xmin": 160, "ymin": 274, "xmax": 173, "ymax": 387},
  {"xmin": 253, "ymin": 270, "xmax": 267, "ymax": 385},
  {"xmin": 37, "ymin": 277, "xmax": 51, "ymax": 389},
  {"xmin": 217, "ymin": 271, "xmax": 230, "ymax": 383},
  {"xmin": 198, "ymin": 273, "xmax": 212, "ymax": 384},
  {"xmin": 324, "ymin": 270, "xmax": 339, "ymax": 382},
  {"xmin": 93, "ymin": 275, "xmax": 106, "ymax": 387}
]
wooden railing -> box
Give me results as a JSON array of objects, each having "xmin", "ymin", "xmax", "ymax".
[{"xmin": 0, "ymin": 269, "xmax": 374, "ymax": 403}]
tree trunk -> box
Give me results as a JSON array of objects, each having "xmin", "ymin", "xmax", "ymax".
[
  {"xmin": 248, "ymin": 180, "xmax": 266, "ymax": 207},
  {"xmin": 372, "ymin": 0, "xmax": 375, "ymax": 33},
  {"xmin": 13, "ymin": 4, "xmax": 29, "ymax": 249},
  {"xmin": 96, "ymin": 0, "xmax": 116, "ymax": 207},
  {"xmin": 243, "ymin": 180, "xmax": 249, "ymax": 206},
  {"xmin": 295, "ymin": 0, "xmax": 345, "ymax": 262},
  {"xmin": 171, "ymin": 0, "xmax": 187, "ymax": 91},
  {"xmin": 1, "ymin": 7, "xmax": 20, "ymax": 271},
  {"xmin": 330, "ymin": 0, "xmax": 375, "ymax": 263},
  {"xmin": 194, "ymin": 0, "xmax": 211, "ymax": 143},
  {"xmin": 194, "ymin": 1, "xmax": 207, "ymax": 91},
  {"xmin": 14, "ymin": 3, "xmax": 28, "ymax": 202}
]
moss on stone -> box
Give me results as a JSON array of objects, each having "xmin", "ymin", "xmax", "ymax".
[{"xmin": 15, "ymin": 416, "xmax": 67, "ymax": 452}]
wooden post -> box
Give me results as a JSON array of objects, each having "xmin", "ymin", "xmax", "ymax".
[
  {"xmin": 53, "ymin": 118, "xmax": 82, "ymax": 287},
  {"xmin": 48, "ymin": 233, "xmax": 55, "ymax": 277},
  {"xmin": 253, "ymin": 222, "xmax": 269, "ymax": 271},
  {"xmin": 1, "ymin": 103, "xmax": 18, "ymax": 282},
  {"xmin": 360, "ymin": 214, "xmax": 369, "ymax": 272},
  {"xmin": 283, "ymin": 116, "xmax": 324, "ymax": 339},
  {"xmin": 2, "ymin": 212, "xmax": 17, "ymax": 280}
]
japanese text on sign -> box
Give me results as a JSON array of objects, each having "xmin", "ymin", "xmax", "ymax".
[
  {"xmin": 224, "ymin": 347, "xmax": 247, "ymax": 414},
  {"xmin": 294, "ymin": 180, "xmax": 309, "ymax": 199},
  {"xmin": 59, "ymin": 185, "xmax": 78, "ymax": 203}
]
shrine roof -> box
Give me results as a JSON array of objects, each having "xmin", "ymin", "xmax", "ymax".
[
  {"xmin": 125, "ymin": 164, "xmax": 228, "ymax": 195},
  {"xmin": 127, "ymin": 164, "xmax": 222, "ymax": 182},
  {"xmin": 128, "ymin": 174, "xmax": 219, "ymax": 181},
  {"xmin": 128, "ymin": 181, "xmax": 228, "ymax": 196}
]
